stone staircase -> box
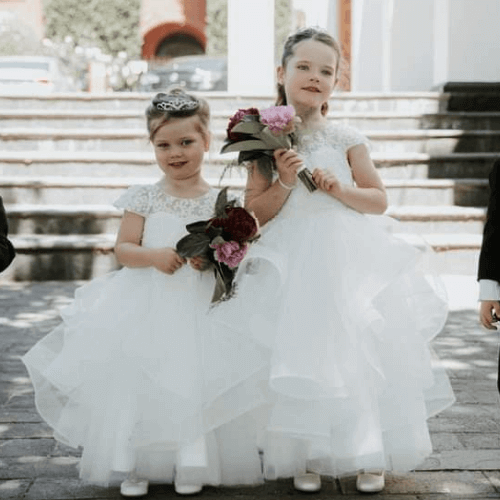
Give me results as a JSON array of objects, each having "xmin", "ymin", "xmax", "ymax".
[{"xmin": 0, "ymin": 91, "xmax": 498, "ymax": 280}]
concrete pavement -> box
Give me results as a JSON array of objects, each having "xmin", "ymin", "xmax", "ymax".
[{"xmin": 1, "ymin": 275, "xmax": 500, "ymax": 499}]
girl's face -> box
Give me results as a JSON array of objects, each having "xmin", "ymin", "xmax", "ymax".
[
  {"xmin": 152, "ymin": 115, "xmax": 209, "ymax": 181},
  {"xmin": 277, "ymin": 39, "xmax": 337, "ymax": 113}
]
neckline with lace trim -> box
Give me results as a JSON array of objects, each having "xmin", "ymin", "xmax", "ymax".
[{"xmin": 153, "ymin": 178, "xmax": 215, "ymax": 201}]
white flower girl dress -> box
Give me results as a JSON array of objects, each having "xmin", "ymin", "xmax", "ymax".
[
  {"xmin": 206, "ymin": 123, "xmax": 456, "ymax": 479},
  {"xmin": 22, "ymin": 183, "xmax": 265, "ymax": 486}
]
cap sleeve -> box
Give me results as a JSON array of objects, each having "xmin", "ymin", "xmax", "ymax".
[
  {"xmin": 339, "ymin": 125, "xmax": 371, "ymax": 153},
  {"xmin": 113, "ymin": 185, "xmax": 151, "ymax": 217}
]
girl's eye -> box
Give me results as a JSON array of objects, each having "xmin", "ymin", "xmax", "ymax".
[
  {"xmin": 322, "ymin": 69, "xmax": 333, "ymax": 76},
  {"xmin": 297, "ymin": 64, "xmax": 308, "ymax": 70},
  {"xmin": 156, "ymin": 142, "xmax": 169, "ymax": 149},
  {"xmin": 181, "ymin": 139, "xmax": 194, "ymax": 146}
]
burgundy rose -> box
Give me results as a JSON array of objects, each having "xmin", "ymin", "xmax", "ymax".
[
  {"xmin": 227, "ymin": 107, "xmax": 260, "ymax": 141},
  {"xmin": 210, "ymin": 207, "xmax": 259, "ymax": 244}
]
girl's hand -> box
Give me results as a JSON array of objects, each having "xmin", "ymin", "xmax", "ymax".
[
  {"xmin": 151, "ymin": 247, "xmax": 186, "ymax": 275},
  {"xmin": 312, "ymin": 168, "xmax": 343, "ymax": 198},
  {"xmin": 479, "ymin": 300, "xmax": 500, "ymax": 330},
  {"xmin": 189, "ymin": 255, "xmax": 211, "ymax": 271},
  {"xmin": 274, "ymin": 149, "xmax": 303, "ymax": 187}
]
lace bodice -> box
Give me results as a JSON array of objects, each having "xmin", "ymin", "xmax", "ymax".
[
  {"xmin": 114, "ymin": 181, "xmax": 220, "ymax": 220},
  {"xmin": 266, "ymin": 124, "xmax": 371, "ymax": 220},
  {"xmin": 295, "ymin": 123, "xmax": 370, "ymax": 185}
]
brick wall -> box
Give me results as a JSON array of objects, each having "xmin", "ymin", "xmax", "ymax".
[{"xmin": 141, "ymin": 0, "xmax": 206, "ymax": 59}]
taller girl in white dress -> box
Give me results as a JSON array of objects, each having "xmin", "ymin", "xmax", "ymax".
[{"xmin": 208, "ymin": 27, "xmax": 456, "ymax": 493}]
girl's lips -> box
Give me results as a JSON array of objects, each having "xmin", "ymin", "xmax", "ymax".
[
  {"xmin": 169, "ymin": 161, "xmax": 187, "ymax": 167},
  {"xmin": 303, "ymin": 86, "xmax": 321, "ymax": 93}
]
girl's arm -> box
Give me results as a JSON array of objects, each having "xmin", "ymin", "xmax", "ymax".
[
  {"xmin": 313, "ymin": 144, "xmax": 388, "ymax": 214},
  {"xmin": 245, "ymin": 149, "xmax": 302, "ymax": 226},
  {"xmin": 114, "ymin": 211, "xmax": 185, "ymax": 274}
]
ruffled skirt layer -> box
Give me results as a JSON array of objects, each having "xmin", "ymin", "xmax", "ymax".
[
  {"xmin": 22, "ymin": 196, "xmax": 455, "ymax": 486},
  {"xmin": 207, "ymin": 195, "xmax": 455, "ymax": 479}
]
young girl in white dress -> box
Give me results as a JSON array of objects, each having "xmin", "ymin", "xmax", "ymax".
[
  {"xmin": 21, "ymin": 89, "xmax": 250, "ymax": 497},
  {"xmin": 208, "ymin": 27, "xmax": 456, "ymax": 493}
]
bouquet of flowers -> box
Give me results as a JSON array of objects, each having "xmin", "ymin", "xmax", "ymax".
[
  {"xmin": 220, "ymin": 105, "xmax": 317, "ymax": 192},
  {"xmin": 176, "ymin": 187, "xmax": 260, "ymax": 305}
]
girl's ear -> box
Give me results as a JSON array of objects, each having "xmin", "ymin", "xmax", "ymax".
[
  {"xmin": 204, "ymin": 132, "xmax": 211, "ymax": 152},
  {"xmin": 276, "ymin": 66, "xmax": 285, "ymax": 85}
]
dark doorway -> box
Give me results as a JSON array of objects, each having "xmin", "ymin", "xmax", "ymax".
[{"xmin": 156, "ymin": 34, "xmax": 204, "ymax": 59}]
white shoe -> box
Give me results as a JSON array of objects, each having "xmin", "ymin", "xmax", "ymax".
[
  {"xmin": 174, "ymin": 482, "xmax": 203, "ymax": 495},
  {"xmin": 120, "ymin": 478, "xmax": 149, "ymax": 497},
  {"xmin": 293, "ymin": 473, "xmax": 322, "ymax": 492},
  {"xmin": 356, "ymin": 470, "xmax": 385, "ymax": 493}
]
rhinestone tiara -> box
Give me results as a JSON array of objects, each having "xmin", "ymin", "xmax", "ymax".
[{"xmin": 154, "ymin": 94, "xmax": 200, "ymax": 112}]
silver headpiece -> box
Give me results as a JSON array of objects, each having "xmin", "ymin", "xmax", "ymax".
[{"xmin": 154, "ymin": 94, "xmax": 200, "ymax": 112}]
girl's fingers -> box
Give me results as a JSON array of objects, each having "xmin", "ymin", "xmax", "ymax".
[{"xmin": 277, "ymin": 149, "xmax": 298, "ymax": 163}]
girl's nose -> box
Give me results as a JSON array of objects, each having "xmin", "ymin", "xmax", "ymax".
[{"xmin": 310, "ymin": 74, "xmax": 320, "ymax": 82}]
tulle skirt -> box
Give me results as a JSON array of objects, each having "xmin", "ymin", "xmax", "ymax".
[
  {"xmin": 207, "ymin": 189, "xmax": 455, "ymax": 479},
  {"xmin": 22, "ymin": 191, "xmax": 455, "ymax": 486},
  {"xmin": 22, "ymin": 265, "xmax": 271, "ymax": 486}
]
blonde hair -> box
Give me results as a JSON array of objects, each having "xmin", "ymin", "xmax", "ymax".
[
  {"xmin": 145, "ymin": 87, "xmax": 210, "ymax": 142},
  {"xmin": 276, "ymin": 27, "xmax": 341, "ymax": 116}
]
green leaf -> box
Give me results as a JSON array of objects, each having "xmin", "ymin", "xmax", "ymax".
[
  {"xmin": 176, "ymin": 233, "xmax": 211, "ymax": 258},
  {"xmin": 214, "ymin": 186, "xmax": 229, "ymax": 217},
  {"xmin": 185, "ymin": 220, "xmax": 210, "ymax": 233},
  {"xmin": 231, "ymin": 121, "xmax": 264, "ymax": 134},
  {"xmin": 221, "ymin": 139, "xmax": 272, "ymax": 153},
  {"xmin": 257, "ymin": 128, "xmax": 292, "ymax": 149},
  {"xmin": 210, "ymin": 261, "xmax": 235, "ymax": 304}
]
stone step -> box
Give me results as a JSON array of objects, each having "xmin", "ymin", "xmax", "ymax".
[
  {"xmin": 0, "ymin": 176, "xmax": 246, "ymax": 205},
  {"xmin": 0, "ymin": 150, "xmax": 497, "ymax": 179},
  {"xmin": 2, "ymin": 127, "xmax": 500, "ymax": 154},
  {"xmin": 328, "ymin": 112, "xmax": 500, "ymax": 131},
  {"xmin": 385, "ymin": 205, "xmax": 486, "ymax": 234},
  {"xmin": 4, "ymin": 203, "xmax": 486, "ymax": 236},
  {"xmin": 0, "ymin": 91, "xmax": 449, "ymax": 113},
  {"xmin": 4, "ymin": 232, "xmax": 482, "ymax": 280},
  {"xmin": 0, "ymin": 176, "xmax": 489, "ymax": 206},
  {"xmin": 3, "ymin": 109, "xmax": 500, "ymax": 131}
]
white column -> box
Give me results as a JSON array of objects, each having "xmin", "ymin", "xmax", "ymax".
[
  {"xmin": 433, "ymin": 0, "xmax": 449, "ymax": 87},
  {"xmin": 351, "ymin": 0, "xmax": 365, "ymax": 91},
  {"xmin": 381, "ymin": 0, "xmax": 394, "ymax": 92},
  {"xmin": 326, "ymin": 0, "xmax": 338, "ymax": 39},
  {"xmin": 227, "ymin": 0, "xmax": 275, "ymax": 95}
]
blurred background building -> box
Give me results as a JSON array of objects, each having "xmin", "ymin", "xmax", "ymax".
[{"xmin": 0, "ymin": 0, "xmax": 499, "ymax": 92}]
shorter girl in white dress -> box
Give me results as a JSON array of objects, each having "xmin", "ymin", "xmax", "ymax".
[{"xmin": 21, "ymin": 89, "xmax": 238, "ymax": 496}]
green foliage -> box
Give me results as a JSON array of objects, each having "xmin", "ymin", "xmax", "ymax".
[
  {"xmin": 275, "ymin": 0, "xmax": 292, "ymax": 64},
  {"xmin": 206, "ymin": 0, "xmax": 228, "ymax": 56},
  {"xmin": 0, "ymin": 15, "xmax": 43, "ymax": 56},
  {"xmin": 43, "ymin": 0, "xmax": 141, "ymax": 58}
]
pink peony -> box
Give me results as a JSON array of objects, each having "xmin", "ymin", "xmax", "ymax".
[
  {"xmin": 210, "ymin": 240, "xmax": 249, "ymax": 268},
  {"xmin": 260, "ymin": 105, "xmax": 296, "ymax": 133}
]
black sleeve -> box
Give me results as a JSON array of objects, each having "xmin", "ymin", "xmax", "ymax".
[
  {"xmin": 478, "ymin": 160, "xmax": 500, "ymax": 282},
  {"xmin": 0, "ymin": 196, "xmax": 8, "ymax": 236},
  {"xmin": 0, "ymin": 197, "xmax": 16, "ymax": 273}
]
